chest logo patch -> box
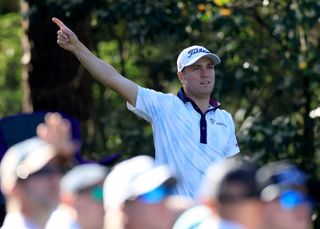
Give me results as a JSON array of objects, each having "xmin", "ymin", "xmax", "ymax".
[{"xmin": 210, "ymin": 118, "xmax": 228, "ymax": 128}]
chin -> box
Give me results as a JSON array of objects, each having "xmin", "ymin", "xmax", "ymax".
[{"xmin": 199, "ymin": 87, "xmax": 214, "ymax": 95}]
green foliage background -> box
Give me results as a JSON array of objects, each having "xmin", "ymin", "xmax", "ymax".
[
  {"xmin": 0, "ymin": 13, "xmax": 22, "ymax": 116},
  {"xmin": 0, "ymin": 0, "xmax": 319, "ymax": 224}
]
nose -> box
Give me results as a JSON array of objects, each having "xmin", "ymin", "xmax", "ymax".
[{"xmin": 200, "ymin": 67, "xmax": 209, "ymax": 78}]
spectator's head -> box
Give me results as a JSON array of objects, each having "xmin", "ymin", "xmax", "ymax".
[
  {"xmin": 59, "ymin": 163, "xmax": 108, "ymax": 229},
  {"xmin": 103, "ymin": 155, "xmax": 176, "ymax": 229},
  {"xmin": 0, "ymin": 137, "xmax": 67, "ymax": 211},
  {"xmin": 257, "ymin": 160, "xmax": 315, "ymax": 229},
  {"xmin": 198, "ymin": 157, "xmax": 265, "ymax": 229}
]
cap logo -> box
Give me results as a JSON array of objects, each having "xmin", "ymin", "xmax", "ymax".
[{"xmin": 187, "ymin": 47, "xmax": 210, "ymax": 58}]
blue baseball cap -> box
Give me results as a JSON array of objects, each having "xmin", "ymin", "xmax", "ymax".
[{"xmin": 257, "ymin": 160, "xmax": 315, "ymax": 210}]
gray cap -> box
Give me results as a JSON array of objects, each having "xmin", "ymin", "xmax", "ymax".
[{"xmin": 60, "ymin": 163, "xmax": 108, "ymax": 194}]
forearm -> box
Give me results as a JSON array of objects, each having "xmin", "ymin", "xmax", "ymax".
[
  {"xmin": 52, "ymin": 17, "xmax": 138, "ymax": 105},
  {"xmin": 72, "ymin": 41, "xmax": 138, "ymax": 106}
]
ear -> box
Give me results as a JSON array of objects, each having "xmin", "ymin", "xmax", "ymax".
[
  {"xmin": 201, "ymin": 197, "xmax": 217, "ymax": 212},
  {"xmin": 60, "ymin": 193, "xmax": 75, "ymax": 206},
  {"xmin": 177, "ymin": 71, "xmax": 185, "ymax": 84},
  {"xmin": 11, "ymin": 183, "xmax": 22, "ymax": 197}
]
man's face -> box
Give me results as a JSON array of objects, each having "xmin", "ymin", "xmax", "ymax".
[
  {"xmin": 178, "ymin": 57, "xmax": 215, "ymax": 100},
  {"xmin": 262, "ymin": 190, "xmax": 313, "ymax": 229},
  {"xmin": 18, "ymin": 160, "xmax": 64, "ymax": 211},
  {"xmin": 122, "ymin": 185, "xmax": 173, "ymax": 229},
  {"xmin": 74, "ymin": 184, "xmax": 105, "ymax": 229},
  {"xmin": 123, "ymin": 199, "xmax": 171, "ymax": 229},
  {"xmin": 217, "ymin": 182, "xmax": 265, "ymax": 229}
]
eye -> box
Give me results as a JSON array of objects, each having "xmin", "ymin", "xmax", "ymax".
[
  {"xmin": 207, "ymin": 64, "xmax": 215, "ymax": 69},
  {"xmin": 192, "ymin": 65, "xmax": 200, "ymax": 71}
]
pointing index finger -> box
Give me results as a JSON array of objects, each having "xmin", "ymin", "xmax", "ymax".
[{"xmin": 52, "ymin": 17, "xmax": 65, "ymax": 29}]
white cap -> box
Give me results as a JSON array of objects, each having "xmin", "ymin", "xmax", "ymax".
[
  {"xmin": 0, "ymin": 137, "xmax": 57, "ymax": 194},
  {"xmin": 103, "ymin": 155, "xmax": 176, "ymax": 210},
  {"xmin": 177, "ymin": 45, "xmax": 221, "ymax": 72},
  {"xmin": 60, "ymin": 163, "xmax": 108, "ymax": 194}
]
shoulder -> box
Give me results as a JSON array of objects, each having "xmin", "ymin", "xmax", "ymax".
[
  {"xmin": 215, "ymin": 108, "xmax": 234, "ymax": 120},
  {"xmin": 172, "ymin": 205, "xmax": 211, "ymax": 229},
  {"xmin": 138, "ymin": 86, "xmax": 175, "ymax": 97},
  {"xmin": 1, "ymin": 213, "xmax": 30, "ymax": 229},
  {"xmin": 138, "ymin": 86, "xmax": 180, "ymax": 104},
  {"xmin": 213, "ymin": 108, "xmax": 236, "ymax": 130},
  {"xmin": 215, "ymin": 107, "xmax": 231, "ymax": 115}
]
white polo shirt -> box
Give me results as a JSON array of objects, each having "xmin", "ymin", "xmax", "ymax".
[
  {"xmin": 128, "ymin": 86, "xmax": 240, "ymax": 200},
  {"xmin": 1, "ymin": 213, "xmax": 41, "ymax": 229}
]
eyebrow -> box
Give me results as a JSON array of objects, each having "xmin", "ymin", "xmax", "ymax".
[{"xmin": 191, "ymin": 63, "xmax": 215, "ymax": 67}]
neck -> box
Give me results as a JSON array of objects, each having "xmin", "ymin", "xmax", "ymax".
[
  {"xmin": 178, "ymin": 88, "xmax": 214, "ymax": 114},
  {"xmin": 7, "ymin": 198, "xmax": 52, "ymax": 228},
  {"xmin": 187, "ymin": 94, "xmax": 210, "ymax": 113},
  {"xmin": 21, "ymin": 201, "xmax": 52, "ymax": 228}
]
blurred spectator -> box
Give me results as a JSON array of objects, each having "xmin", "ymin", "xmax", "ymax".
[
  {"xmin": 183, "ymin": 157, "xmax": 266, "ymax": 229},
  {"xmin": 47, "ymin": 163, "xmax": 108, "ymax": 229},
  {"xmin": 0, "ymin": 112, "xmax": 76, "ymax": 229},
  {"xmin": 0, "ymin": 137, "xmax": 71, "ymax": 229},
  {"xmin": 165, "ymin": 195, "xmax": 195, "ymax": 229},
  {"xmin": 103, "ymin": 155, "xmax": 177, "ymax": 229},
  {"xmin": 207, "ymin": 159, "xmax": 265, "ymax": 229},
  {"xmin": 257, "ymin": 160, "xmax": 315, "ymax": 229}
]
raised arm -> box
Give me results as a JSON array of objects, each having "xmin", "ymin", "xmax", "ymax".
[{"xmin": 52, "ymin": 17, "xmax": 138, "ymax": 106}]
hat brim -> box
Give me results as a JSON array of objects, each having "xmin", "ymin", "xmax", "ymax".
[
  {"xmin": 60, "ymin": 164, "xmax": 108, "ymax": 194},
  {"xmin": 181, "ymin": 53, "xmax": 221, "ymax": 71},
  {"xmin": 0, "ymin": 138, "xmax": 57, "ymax": 194},
  {"xmin": 129, "ymin": 165, "xmax": 177, "ymax": 199},
  {"xmin": 260, "ymin": 183, "xmax": 309, "ymax": 202}
]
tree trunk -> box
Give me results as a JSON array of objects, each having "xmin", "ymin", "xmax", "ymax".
[{"xmin": 21, "ymin": 0, "xmax": 93, "ymax": 121}]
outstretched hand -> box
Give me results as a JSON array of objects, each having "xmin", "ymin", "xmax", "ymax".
[
  {"xmin": 52, "ymin": 17, "xmax": 79, "ymax": 52},
  {"xmin": 37, "ymin": 112, "xmax": 79, "ymax": 158}
]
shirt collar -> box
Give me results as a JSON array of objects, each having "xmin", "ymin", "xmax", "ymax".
[{"xmin": 177, "ymin": 88, "xmax": 220, "ymax": 108}]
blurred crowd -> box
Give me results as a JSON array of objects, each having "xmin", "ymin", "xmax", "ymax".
[{"xmin": 0, "ymin": 113, "xmax": 319, "ymax": 229}]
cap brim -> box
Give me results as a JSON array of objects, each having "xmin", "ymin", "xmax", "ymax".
[
  {"xmin": 18, "ymin": 144, "xmax": 57, "ymax": 176},
  {"xmin": 0, "ymin": 138, "xmax": 57, "ymax": 194},
  {"xmin": 129, "ymin": 165, "xmax": 176, "ymax": 198},
  {"xmin": 60, "ymin": 164, "xmax": 108, "ymax": 194},
  {"xmin": 183, "ymin": 53, "xmax": 221, "ymax": 70},
  {"xmin": 260, "ymin": 183, "xmax": 309, "ymax": 202}
]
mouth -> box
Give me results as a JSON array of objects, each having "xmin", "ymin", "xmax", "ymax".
[{"xmin": 200, "ymin": 81, "xmax": 210, "ymax": 85}]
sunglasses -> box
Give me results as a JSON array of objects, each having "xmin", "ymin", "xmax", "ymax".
[
  {"xmin": 78, "ymin": 185, "xmax": 104, "ymax": 203},
  {"xmin": 279, "ymin": 190, "xmax": 314, "ymax": 210},
  {"xmin": 136, "ymin": 185, "xmax": 171, "ymax": 204}
]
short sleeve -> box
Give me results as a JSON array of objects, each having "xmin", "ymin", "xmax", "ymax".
[{"xmin": 127, "ymin": 86, "xmax": 173, "ymax": 123}]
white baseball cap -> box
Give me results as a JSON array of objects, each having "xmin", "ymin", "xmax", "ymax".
[
  {"xmin": 103, "ymin": 155, "xmax": 176, "ymax": 210},
  {"xmin": 0, "ymin": 137, "xmax": 58, "ymax": 194},
  {"xmin": 60, "ymin": 163, "xmax": 108, "ymax": 194},
  {"xmin": 177, "ymin": 45, "xmax": 221, "ymax": 72}
]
